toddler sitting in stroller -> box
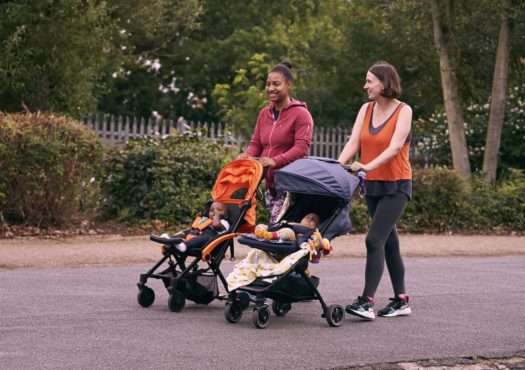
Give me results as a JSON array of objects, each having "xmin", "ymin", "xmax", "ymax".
[{"xmin": 164, "ymin": 201, "xmax": 230, "ymax": 253}]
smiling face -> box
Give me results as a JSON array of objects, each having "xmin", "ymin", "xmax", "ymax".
[
  {"xmin": 209, "ymin": 202, "xmax": 228, "ymax": 220},
  {"xmin": 363, "ymin": 71, "xmax": 384, "ymax": 101},
  {"xmin": 266, "ymin": 72, "xmax": 292, "ymax": 106}
]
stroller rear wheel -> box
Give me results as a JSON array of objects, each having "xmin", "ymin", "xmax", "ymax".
[
  {"xmin": 252, "ymin": 306, "xmax": 271, "ymax": 329},
  {"xmin": 224, "ymin": 302, "xmax": 243, "ymax": 323},
  {"xmin": 325, "ymin": 304, "xmax": 345, "ymax": 327},
  {"xmin": 168, "ymin": 289, "xmax": 186, "ymax": 312},
  {"xmin": 271, "ymin": 300, "xmax": 292, "ymax": 317},
  {"xmin": 137, "ymin": 286, "xmax": 155, "ymax": 308}
]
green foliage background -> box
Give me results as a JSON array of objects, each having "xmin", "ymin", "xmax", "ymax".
[
  {"xmin": 0, "ymin": 112, "xmax": 104, "ymax": 226},
  {"xmin": 0, "ymin": 1, "xmax": 524, "ymax": 233},
  {"xmin": 100, "ymin": 131, "xmax": 236, "ymax": 228}
]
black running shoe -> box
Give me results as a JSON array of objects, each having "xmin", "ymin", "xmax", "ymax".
[
  {"xmin": 378, "ymin": 296, "xmax": 411, "ymax": 317},
  {"xmin": 345, "ymin": 296, "xmax": 375, "ymax": 320}
]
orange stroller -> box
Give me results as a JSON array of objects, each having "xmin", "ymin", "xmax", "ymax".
[{"xmin": 137, "ymin": 158, "xmax": 264, "ymax": 312}]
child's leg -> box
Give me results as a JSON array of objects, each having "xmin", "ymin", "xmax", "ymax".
[{"xmin": 178, "ymin": 230, "xmax": 216, "ymax": 252}]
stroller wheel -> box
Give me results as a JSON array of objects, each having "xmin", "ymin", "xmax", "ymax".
[
  {"xmin": 137, "ymin": 286, "xmax": 155, "ymax": 308},
  {"xmin": 252, "ymin": 307, "xmax": 271, "ymax": 329},
  {"xmin": 168, "ymin": 290, "xmax": 186, "ymax": 312},
  {"xmin": 271, "ymin": 300, "xmax": 291, "ymax": 317},
  {"xmin": 224, "ymin": 302, "xmax": 243, "ymax": 323},
  {"xmin": 325, "ymin": 304, "xmax": 345, "ymax": 327}
]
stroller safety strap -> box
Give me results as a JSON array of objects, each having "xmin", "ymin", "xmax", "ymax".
[{"xmin": 185, "ymin": 216, "xmax": 213, "ymax": 240}]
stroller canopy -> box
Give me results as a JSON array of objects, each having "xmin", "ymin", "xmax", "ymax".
[
  {"xmin": 211, "ymin": 158, "xmax": 264, "ymax": 229},
  {"xmin": 274, "ymin": 157, "xmax": 360, "ymax": 240},
  {"xmin": 274, "ymin": 157, "xmax": 359, "ymax": 202}
]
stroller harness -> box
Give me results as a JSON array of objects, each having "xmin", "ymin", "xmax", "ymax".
[{"xmin": 184, "ymin": 216, "xmax": 214, "ymax": 241}]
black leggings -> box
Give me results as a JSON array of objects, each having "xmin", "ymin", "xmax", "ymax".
[{"xmin": 362, "ymin": 192, "xmax": 408, "ymax": 298}]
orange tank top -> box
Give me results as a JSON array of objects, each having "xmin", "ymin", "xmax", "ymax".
[{"xmin": 360, "ymin": 102, "xmax": 412, "ymax": 181}]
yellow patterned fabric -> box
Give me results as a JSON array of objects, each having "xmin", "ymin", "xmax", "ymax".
[{"xmin": 226, "ymin": 230, "xmax": 330, "ymax": 291}]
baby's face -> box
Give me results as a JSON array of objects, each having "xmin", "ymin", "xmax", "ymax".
[
  {"xmin": 301, "ymin": 213, "xmax": 319, "ymax": 229},
  {"xmin": 209, "ymin": 202, "xmax": 228, "ymax": 219}
]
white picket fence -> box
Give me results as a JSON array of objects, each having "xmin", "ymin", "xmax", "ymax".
[{"xmin": 83, "ymin": 113, "xmax": 352, "ymax": 159}]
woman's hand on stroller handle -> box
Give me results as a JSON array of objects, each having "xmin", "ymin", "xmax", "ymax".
[
  {"xmin": 341, "ymin": 162, "xmax": 366, "ymax": 177},
  {"xmin": 237, "ymin": 153, "xmax": 275, "ymax": 168}
]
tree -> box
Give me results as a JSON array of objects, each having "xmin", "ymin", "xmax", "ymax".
[
  {"xmin": 0, "ymin": 0, "xmax": 202, "ymax": 117},
  {"xmin": 430, "ymin": 0, "xmax": 471, "ymax": 178},
  {"xmin": 0, "ymin": 0, "xmax": 118, "ymax": 116},
  {"xmin": 483, "ymin": 0, "xmax": 513, "ymax": 182},
  {"xmin": 212, "ymin": 53, "xmax": 273, "ymax": 137}
]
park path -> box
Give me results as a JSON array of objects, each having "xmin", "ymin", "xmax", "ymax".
[{"xmin": 0, "ymin": 233, "xmax": 523, "ymax": 269}]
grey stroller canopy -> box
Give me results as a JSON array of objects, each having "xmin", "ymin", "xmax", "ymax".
[{"xmin": 274, "ymin": 156, "xmax": 360, "ymax": 240}]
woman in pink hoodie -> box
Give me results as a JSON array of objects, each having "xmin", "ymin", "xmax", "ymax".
[{"xmin": 238, "ymin": 61, "xmax": 314, "ymax": 223}]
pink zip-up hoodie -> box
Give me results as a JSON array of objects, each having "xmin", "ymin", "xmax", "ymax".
[{"xmin": 246, "ymin": 98, "xmax": 314, "ymax": 189}]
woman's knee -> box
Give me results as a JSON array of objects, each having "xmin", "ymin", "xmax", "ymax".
[{"xmin": 365, "ymin": 234, "xmax": 384, "ymax": 253}]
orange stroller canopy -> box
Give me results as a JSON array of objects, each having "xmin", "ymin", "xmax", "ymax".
[{"xmin": 211, "ymin": 158, "xmax": 264, "ymax": 229}]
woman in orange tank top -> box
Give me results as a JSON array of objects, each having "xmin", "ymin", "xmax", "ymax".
[{"xmin": 338, "ymin": 61, "xmax": 413, "ymax": 321}]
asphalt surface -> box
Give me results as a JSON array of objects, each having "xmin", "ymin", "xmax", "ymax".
[{"xmin": 1, "ymin": 255, "xmax": 524, "ymax": 369}]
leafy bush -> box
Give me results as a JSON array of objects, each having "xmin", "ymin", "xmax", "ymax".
[
  {"xmin": 402, "ymin": 167, "xmax": 475, "ymax": 232},
  {"xmin": 0, "ymin": 112, "xmax": 105, "ymax": 227},
  {"xmin": 477, "ymin": 168, "xmax": 525, "ymax": 232},
  {"xmin": 349, "ymin": 195, "xmax": 369, "ymax": 233},
  {"xmin": 100, "ymin": 130, "xmax": 236, "ymax": 228},
  {"xmin": 350, "ymin": 167, "xmax": 525, "ymax": 233}
]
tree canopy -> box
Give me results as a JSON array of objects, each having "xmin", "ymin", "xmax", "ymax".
[{"xmin": 0, "ymin": 0, "xmax": 523, "ymax": 176}]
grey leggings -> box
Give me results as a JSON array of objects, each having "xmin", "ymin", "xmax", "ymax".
[{"xmin": 362, "ymin": 192, "xmax": 408, "ymax": 298}]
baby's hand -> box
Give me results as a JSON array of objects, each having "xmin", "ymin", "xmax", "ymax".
[{"xmin": 211, "ymin": 215, "xmax": 225, "ymax": 231}]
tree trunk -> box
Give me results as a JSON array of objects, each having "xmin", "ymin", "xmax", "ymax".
[
  {"xmin": 482, "ymin": 0, "xmax": 512, "ymax": 182},
  {"xmin": 430, "ymin": 0, "xmax": 471, "ymax": 178}
]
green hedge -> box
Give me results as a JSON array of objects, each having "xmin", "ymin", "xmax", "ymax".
[
  {"xmin": 100, "ymin": 131, "xmax": 236, "ymax": 228},
  {"xmin": 0, "ymin": 112, "xmax": 104, "ymax": 227},
  {"xmin": 350, "ymin": 167, "xmax": 525, "ymax": 233},
  {"xmin": 1, "ymin": 113, "xmax": 522, "ymax": 234}
]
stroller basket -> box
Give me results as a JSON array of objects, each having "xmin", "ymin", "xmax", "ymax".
[{"xmin": 178, "ymin": 272, "xmax": 218, "ymax": 305}]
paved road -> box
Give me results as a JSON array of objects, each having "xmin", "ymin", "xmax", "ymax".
[{"xmin": 1, "ymin": 256, "xmax": 524, "ymax": 369}]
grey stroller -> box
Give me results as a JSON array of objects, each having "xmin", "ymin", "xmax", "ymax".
[{"xmin": 224, "ymin": 157, "xmax": 361, "ymax": 328}]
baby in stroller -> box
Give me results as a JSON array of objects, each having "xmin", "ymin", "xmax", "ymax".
[
  {"xmin": 167, "ymin": 201, "xmax": 230, "ymax": 253},
  {"xmin": 253, "ymin": 212, "xmax": 320, "ymax": 242},
  {"xmin": 226, "ymin": 213, "xmax": 330, "ymax": 292},
  {"xmin": 136, "ymin": 158, "xmax": 265, "ymax": 313}
]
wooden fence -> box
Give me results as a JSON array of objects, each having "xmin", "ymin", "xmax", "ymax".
[{"xmin": 83, "ymin": 113, "xmax": 352, "ymax": 159}]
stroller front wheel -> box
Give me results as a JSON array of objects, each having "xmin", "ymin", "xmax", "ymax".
[
  {"xmin": 137, "ymin": 286, "xmax": 155, "ymax": 308},
  {"xmin": 168, "ymin": 290, "xmax": 186, "ymax": 312},
  {"xmin": 224, "ymin": 302, "xmax": 243, "ymax": 323},
  {"xmin": 252, "ymin": 306, "xmax": 271, "ymax": 329},
  {"xmin": 271, "ymin": 300, "xmax": 291, "ymax": 317},
  {"xmin": 325, "ymin": 304, "xmax": 345, "ymax": 327}
]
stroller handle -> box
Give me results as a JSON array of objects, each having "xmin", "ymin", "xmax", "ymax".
[{"xmin": 341, "ymin": 164, "xmax": 366, "ymax": 179}]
